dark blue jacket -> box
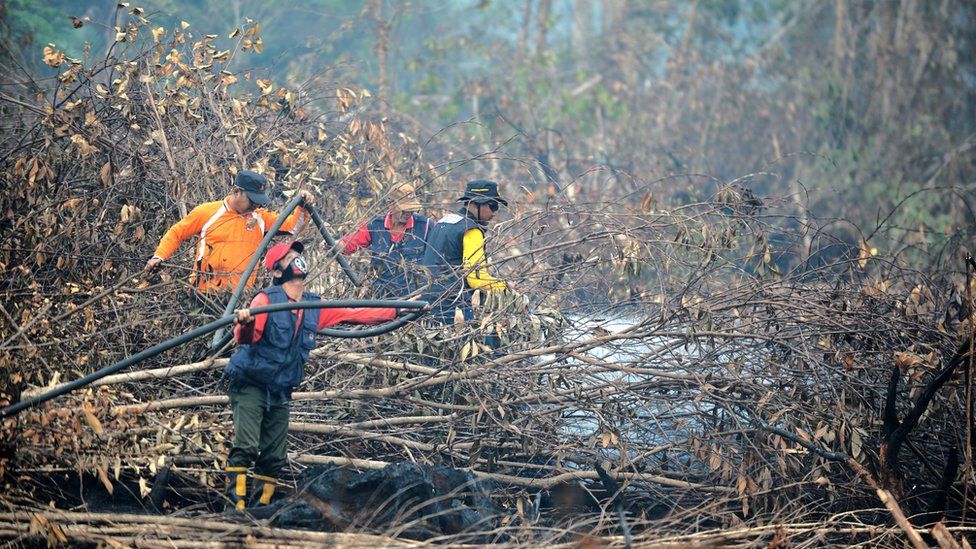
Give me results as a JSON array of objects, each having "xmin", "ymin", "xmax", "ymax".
[
  {"xmin": 367, "ymin": 213, "xmax": 432, "ymax": 298},
  {"xmin": 225, "ymin": 285, "xmax": 321, "ymax": 398},
  {"xmin": 420, "ymin": 208, "xmax": 483, "ymax": 322}
]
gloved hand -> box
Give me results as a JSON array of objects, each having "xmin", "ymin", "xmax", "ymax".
[{"xmin": 234, "ymin": 308, "xmax": 254, "ymax": 324}]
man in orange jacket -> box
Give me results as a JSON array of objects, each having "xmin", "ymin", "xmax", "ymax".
[{"xmin": 145, "ymin": 171, "xmax": 313, "ymax": 292}]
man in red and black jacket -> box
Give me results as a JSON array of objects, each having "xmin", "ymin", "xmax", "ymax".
[
  {"xmin": 223, "ymin": 240, "xmax": 406, "ymax": 510},
  {"xmin": 340, "ymin": 183, "xmax": 433, "ymax": 298}
]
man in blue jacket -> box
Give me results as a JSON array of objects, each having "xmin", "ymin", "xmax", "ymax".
[
  {"xmin": 223, "ymin": 240, "xmax": 402, "ymax": 510},
  {"xmin": 341, "ymin": 183, "xmax": 433, "ymax": 298}
]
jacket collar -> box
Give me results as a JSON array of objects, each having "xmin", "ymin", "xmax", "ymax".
[
  {"xmin": 385, "ymin": 211, "xmax": 415, "ymax": 231},
  {"xmin": 224, "ymin": 197, "xmax": 259, "ymax": 217}
]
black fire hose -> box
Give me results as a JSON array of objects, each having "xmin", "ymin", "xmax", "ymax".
[
  {"xmin": 1, "ymin": 299, "xmax": 428, "ymax": 419},
  {"xmin": 306, "ymin": 205, "xmax": 362, "ymax": 287},
  {"xmin": 210, "ymin": 193, "xmax": 306, "ymax": 349},
  {"xmin": 209, "ymin": 198, "xmax": 364, "ymax": 351},
  {"xmin": 207, "ymin": 311, "xmax": 424, "ymax": 350}
]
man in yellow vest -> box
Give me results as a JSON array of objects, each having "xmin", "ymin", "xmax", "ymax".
[{"xmin": 420, "ymin": 180, "xmax": 508, "ymax": 323}]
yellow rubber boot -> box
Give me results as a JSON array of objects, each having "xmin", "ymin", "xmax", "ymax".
[
  {"xmin": 226, "ymin": 467, "xmax": 247, "ymax": 511},
  {"xmin": 253, "ymin": 474, "xmax": 277, "ymax": 506}
]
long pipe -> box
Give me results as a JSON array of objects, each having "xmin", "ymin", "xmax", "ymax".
[
  {"xmin": 306, "ymin": 205, "xmax": 362, "ymax": 287},
  {"xmin": 2, "ymin": 299, "xmax": 428, "ymax": 419},
  {"xmin": 210, "ymin": 193, "xmax": 306, "ymax": 349},
  {"xmin": 208, "ymin": 311, "xmax": 424, "ymax": 347}
]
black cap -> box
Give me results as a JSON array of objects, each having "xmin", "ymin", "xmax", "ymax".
[
  {"xmin": 458, "ymin": 180, "xmax": 507, "ymax": 207},
  {"xmin": 235, "ymin": 170, "xmax": 271, "ymax": 206}
]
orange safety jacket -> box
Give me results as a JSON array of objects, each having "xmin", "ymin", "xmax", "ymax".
[{"xmin": 151, "ymin": 198, "xmax": 309, "ymax": 292}]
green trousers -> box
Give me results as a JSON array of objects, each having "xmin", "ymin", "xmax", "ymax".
[{"xmin": 226, "ymin": 382, "xmax": 290, "ymax": 478}]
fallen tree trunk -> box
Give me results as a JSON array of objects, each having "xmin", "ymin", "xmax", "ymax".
[
  {"xmin": 291, "ymin": 454, "xmax": 736, "ymax": 493},
  {"xmin": 0, "ymin": 509, "xmax": 422, "ymax": 548},
  {"xmin": 20, "ymin": 350, "xmax": 439, "ymax": 398},
  {"xmin": 113, "ymin": 365, "xmax": 489, "ymax": 413}
]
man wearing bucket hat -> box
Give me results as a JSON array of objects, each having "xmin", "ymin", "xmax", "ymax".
[
  {"xmin": 340, "ymin": 182, "xmax": 433, "ymax": 298},
  {"xmin": 145, "ymin": 170, "xmax": 314, "ymax": 292},
  {"xmin": 421, "ymin": 180, "xmax": 509, "ymax": 323},
  {"xmin": 222, "ymin": 240, "xmax": 410, "ymax": 510}
]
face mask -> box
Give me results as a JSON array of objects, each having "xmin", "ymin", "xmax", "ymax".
[{"xmin": 273, "ymin": 256, "xmax": 309, "ymax": 285}]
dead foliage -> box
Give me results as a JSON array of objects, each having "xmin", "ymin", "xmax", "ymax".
[{"xmin": 0, "ymin": 8, "xmax": 974, "ymax": 548}]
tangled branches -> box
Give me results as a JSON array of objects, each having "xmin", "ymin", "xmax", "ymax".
[{"xmin": 0, "ymin": 8, "xmax": 974, "ymax": 547}]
